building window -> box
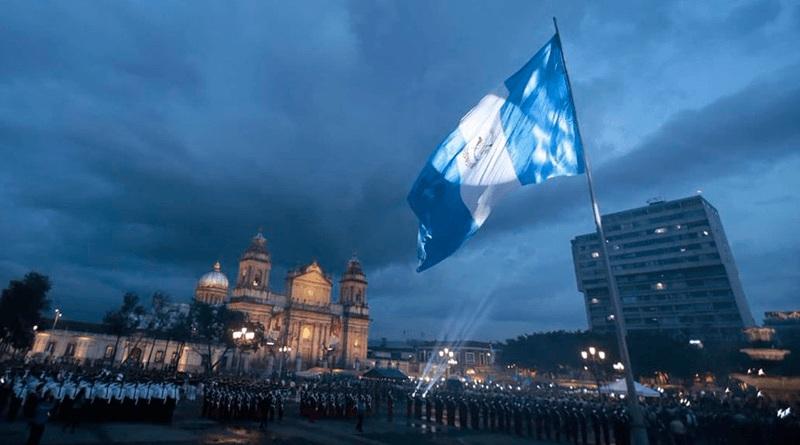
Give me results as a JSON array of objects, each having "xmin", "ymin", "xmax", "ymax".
[
  {"xmin": 64, "ymin": 343, "xmax": 76, "ymax": 357},
  {"xmin": 45, "ymin": 342, "xmax": 57, "ymax": 354},
  {"xmin": 128, "ymin": 347, "xmax": 143, "ymax": 363},
  {"xmin": 591, "ymin": 251, "xmax": 600, "ymax": 258},
  {"xmin": 154, "ymin": 350, "xmax": 165, "ymax": 363},
  {"xmin": 104, "ymin": 345, "xmax": 115, "ymax": 359},
  {"xmin": 465, "ymin": 352, "xmax": 475, "ymax": 364}
]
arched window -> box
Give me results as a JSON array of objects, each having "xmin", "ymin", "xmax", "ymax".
[{"xmin": 128, "ymin": 347, "xmax": 143, "ymax": 363}]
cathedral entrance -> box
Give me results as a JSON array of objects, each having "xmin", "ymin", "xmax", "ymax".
[{"xmin": 300, "ymin": 325, "xmax": 313, "ymax": 367}]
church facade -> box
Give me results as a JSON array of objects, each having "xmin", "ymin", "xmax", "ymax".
[
  {"xmin": 29, "ymin": 232, "xmax": 370, "ymax": 374},
  {"xmin": 195, "ymin": 231, "xmax": 370, "ymax": 372}
]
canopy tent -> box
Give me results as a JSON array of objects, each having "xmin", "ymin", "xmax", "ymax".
[
  {"xmin": 361, "ymin": 367, "xmax": 409, "ymax": 381},
  {"xmin": 598, "ymin": 379, "xmax": 661, "ymax": 398}
]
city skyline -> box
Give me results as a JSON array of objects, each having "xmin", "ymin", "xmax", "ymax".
[{"xmin": 1, "ymin": 2, "xmax": 799, "ymax": 341}]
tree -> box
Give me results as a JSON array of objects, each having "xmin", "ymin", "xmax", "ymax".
[
  {"xmin": 143, "ymin": 292, "xmax": 173, "ymax": 369},
  {"xmin": 0, "ymin": 272, "xmax": 51, "ymax": 355},
  {"xmin": 501, "ymin": 330, "xmax": 614, "ymax": 374},
  {"xmin": 188, "ymin": 301, "xmax": 245, "ymax": 375},
  {"xmin": 102, "ymin": 292, "xmax": 144, "ymax": 365}
]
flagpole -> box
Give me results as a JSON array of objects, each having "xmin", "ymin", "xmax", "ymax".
[{"xmin": 553, "ymin": 17, "xmax": 649, "ymax": 445}]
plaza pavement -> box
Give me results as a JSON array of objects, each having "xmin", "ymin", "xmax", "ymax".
[{"xmin": 0, "ymin": 401, "xmax": 552, "ymax": 445}]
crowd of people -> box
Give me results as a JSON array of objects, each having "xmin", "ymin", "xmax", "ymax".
[
  {"xmin": 393, "ymin": 383, "xmax": 800, "ymax": 445},
  {"xmin": 0, "ymin": 362, "xmax": 198, "ymax": 444},
  {"xmin": 201, "ymin": 378, "xmax": 287, "ymax": 428},
  {"xmin": 1, "ymin": 360, "xmax": 798, "ymax": 445}
]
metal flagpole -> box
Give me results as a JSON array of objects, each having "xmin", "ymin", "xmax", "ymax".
[{"xmin": 552, "ymin": 17, "xmax": 649, "ymax": 445}]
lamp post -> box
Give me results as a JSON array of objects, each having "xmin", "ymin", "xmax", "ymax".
[
  {"xmin": 581, "ymin": 347, "xmax": 607, "ymax": 390},
  {"xmin": 232, "ymin": 327, "xmax": 255, "ymax": 375},
  {"xmin": 322, "ymin": 344, "xmax": 336, "ymax": 376},
  {"xmin": 52, "ymin": 309, "xmax": 62, "ymax": 330},
  {"xmin": 277, "ymin": 345, "xmax": 292, "ymax": 379},
  {"xmin": 438, "ymin": 348, "xmax": 457, "ymax": 379}
]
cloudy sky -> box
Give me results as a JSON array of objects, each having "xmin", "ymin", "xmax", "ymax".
[{"xmin": 1, "ymin": 1, "xmax": 798, "ymax": 341}]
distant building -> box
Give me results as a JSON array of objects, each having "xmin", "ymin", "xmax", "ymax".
[
  {"xmin": 366, "ymin": 340, "xmax": 418, "ymax": 376},
  {"xmin": 571, "ymin": 195, "xmax": 754, "ymax": 339},
  {"xmin": 764, "ymin": 311, "xmax": 800, "ymax": 343},
  {"xmin": 29, "ymin": 232, "xmax": 370, "ymax": 373},
  {"xmin": 367, "ymin": 340, "xmax": 497, "ymax": 379}
]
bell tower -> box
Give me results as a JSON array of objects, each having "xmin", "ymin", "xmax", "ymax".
[
  {"xmin": 339, "ymin": 255, "xmax": 367, "ymax": 307},
  {"xmin": 233, "ymin": 231, "xmax": 272, "ymax": 299},
  {"xmin": 339, "ymin": 255, "xmax": 369, "ymax": 369}
]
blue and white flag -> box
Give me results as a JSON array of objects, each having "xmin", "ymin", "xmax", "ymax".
[{"xmin": 408, "ymin": 35, "xmax": 585, "ymax": 272}]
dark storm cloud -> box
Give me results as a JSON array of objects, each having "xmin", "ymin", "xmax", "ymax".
[{"xmin": 0, "ymin": 1, "xmax": 798, "ymax": 338}]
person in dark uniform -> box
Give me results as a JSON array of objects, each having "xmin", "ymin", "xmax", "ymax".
[
  {"xmin": 446, "ymin": 397, "xmax": 456, "ymax": 426},
  {"xmin": 553, "ymin": 404, "xmax": 563, "ymax": 443},
  {"xmin": 481, "ymin": 400, "xmax": 489, "ymax": 430},
  {"xmin": 435, "ymin": 396, "xmax": 443, "ymax": 424},
  {"xmin": 535, "ymin": 404, "xmax": 545, "ymax": 440},
  {"xmin": 544, "ymin": 403, "xmax": 553, "ymax": 440},
  {"xmin": 601, "ymin": 406, "xmax": 611, "ymax": 445},
  {"xmin": 387, "ymin": 392, "xmax": 394, "ymax": 422},
  {"xmin": 591, "ymin": 406, "xmax": 602, "ymax": 445},
  {"xmin": 425, "ymin": 396, "xmax": 432, "ymax": 422},
  {"xmin": 470, "ymin": 399, "xmax": 480, "ymax": 430},
  {"xmin": 406, "ymin": 394, "xmax": 412, "ymax": 419},
  {"xmin": 579, "ymin": 405, "xmax": 589, "ymax": 445},
  {"xmin": 26, "ymin": 392, "xmax": 55, "ymax": 445},
  {"xmin": 258, "ymin": 394, "xmax": 269, "ymax": 430},
  {"xmin": 355, "ymin": 396, "xmax": 365, "ymax": 433},
  {"xmin": 514, "ymin": 403, "xmax": 523, "ymax": 435},
  {"xmin": 496, "ymin": 402, "xmax": 504, "ymax": 432},
  {"xmin": 458, "ymin": 398, "xmax": 468, "ymax": 429},
  {"xmin": 524, "ymin": 403, "xmax": 533, "ymax": 437},
  {"xmin": 64, "ymin": 388, "xmax": 86, "ymax": 433},
  {"xmin": 566, "ymin": 405, "xmax": 578, "ymax": 445}
]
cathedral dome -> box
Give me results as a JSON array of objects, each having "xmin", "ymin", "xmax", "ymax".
[{"xmin": 197, "ymin": 261, "xmax": 229, "ymax": 289}]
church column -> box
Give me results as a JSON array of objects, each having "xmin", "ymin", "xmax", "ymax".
[{"xmin": 314, "ymin": 323, "xmax": 322, "ymax": 365}]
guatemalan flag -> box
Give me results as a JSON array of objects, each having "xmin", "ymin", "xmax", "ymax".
[{"xmin": 408, "ymin": 35, "xmax": 585, "ymax": 272}]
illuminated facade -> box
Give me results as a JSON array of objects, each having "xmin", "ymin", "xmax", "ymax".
[
  {"xmin": 219, "ymin": 232, "xmax": 370, "ymax": 372},
  {"xmin": 29, "ymin": 232, "xmax": 370, "ymax": 373}
]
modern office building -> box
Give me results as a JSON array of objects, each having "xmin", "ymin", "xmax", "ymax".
[{"xmin": 571, "ymin": 195, "xmax": 755, "ymax": 339}]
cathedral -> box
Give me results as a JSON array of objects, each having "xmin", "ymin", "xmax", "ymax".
[
  {"xmin": 29, "ymin": 232, "xmax": 369, "ymax": 375},
  {"xmin": 194, "ymin": 231, "xmax": 370, "ymax": 372}
]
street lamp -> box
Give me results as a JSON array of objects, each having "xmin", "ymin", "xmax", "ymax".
[
  {"xmin": 232, "ymin": 327, "xmax": 255, "ymax": 374},
  {"xmin": 277, "ymin": 345, "xmax": 292, "ymax": 379},
  {"xmin": 580, "ymin": 346, "xmax": 607, "ymax": 389},
  {"xmin": 322, "ymin": 344, "xmax": 336, "ymax": 375},
  {"xmin": 52, "ymin": 309, "xmax": 62, "ymax": 330},
  {"xmin": 438, "ymin": 348, "xmax": 457, "ymax": 379}
]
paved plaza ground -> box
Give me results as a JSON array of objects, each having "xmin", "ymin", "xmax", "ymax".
[{"xmin": 0, "ymin": 401, "xmax": 551, "ymax": 445}]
